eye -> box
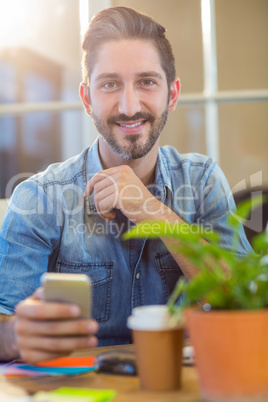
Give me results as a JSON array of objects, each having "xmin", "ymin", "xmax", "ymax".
[
  {"xmin": 102, "ymin": 81, "xmax": 117, "ymax": 89},
  {"xmin": 140, "ymin": 79, "xmax": 156, "ymax": 86}
]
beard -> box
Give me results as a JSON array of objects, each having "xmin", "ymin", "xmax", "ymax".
[{"xmin": 91, "ymin": 108, "xmax": 169, "ymax": 160}]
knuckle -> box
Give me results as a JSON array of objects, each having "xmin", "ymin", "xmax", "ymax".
[
  {"xmin": 118, "ymin": 177, "xmax": 125, "ymax": 188},
  {"xmin": 99, "ymin": 171, "xmax": 108, "ymax": 180},
  {"xmin": 20, "ymin": 349, "xmax": 33, "ymax": 363},
  {"xmin": 16, "ymin": 335, "xmax": 25, "ymax": 349},
  {"xmin": 15, "ymin": 300, "xmax": 25, "ymax": 316},
  {"xmin": 98, "ymin": 199, "xmax": 106, "ymax": 211},
  {"xmin": 113, "ymin": 182, "xmax": 120, "ymax": 194},
  {"xmin": 94, "ymin": 182, "xmax": 102, "ymax": 193},
  {"xmin": 94, "ymin": 192, "xmax": 101, "ymax": 203},
  {"xmin": 46, "ymin": 321, "xmax": 58, "ymax": 334},
  {"xmin": 122, "ymin": 165, "xmax": 131, "ymax": 175},
  {"xmin": 15, "ymin": 303, "xmax": 21, "ymax": 315},
  {"xmin": 15, "ymin": 319, "xmax": 25, "ymax": 335}
]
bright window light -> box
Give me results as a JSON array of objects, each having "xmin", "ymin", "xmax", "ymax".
[
  {"xmin": 0, "ymin": 0, "xmax": 38, "ymax": 48},
  {"xmin": 79, "ymin": 0, "xmax": 89, "ymax": 37}
]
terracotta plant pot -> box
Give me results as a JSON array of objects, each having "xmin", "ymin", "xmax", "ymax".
[{"xmin": 186, "ymin": 308, "xmax": 268, "ymax": 402}]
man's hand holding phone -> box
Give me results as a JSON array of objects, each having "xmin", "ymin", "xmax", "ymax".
[{"xmin": 14, "ymin": 273, "xmax": 98, "ymax": 364}]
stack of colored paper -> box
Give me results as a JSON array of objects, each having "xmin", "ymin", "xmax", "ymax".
[{"xmin": 2, "ymin": 356, "xmax": 96, "ymax": 379}]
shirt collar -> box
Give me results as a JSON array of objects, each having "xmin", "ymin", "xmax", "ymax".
[
  {"xmin": 153, "ymin": 146, "xmax": 173, "ymax": 202},
  {"xmin": 84, "ymin": 138, "xmax": 103, "ymax": 215},
  {"xmin": 85, "ymin": 137, "xmax": 104, "ymax": 178}
]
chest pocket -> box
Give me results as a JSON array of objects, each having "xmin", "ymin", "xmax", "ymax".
[
  {"xmin": 56, "ymin": 260, "xmax": 113, "ymax": 323},
  {"xmin": 155, "ymin": 251, "xmax": 184, "ymax": 302}
]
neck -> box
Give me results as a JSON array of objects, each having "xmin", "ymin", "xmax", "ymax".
[{"xmin": 98, "ymin": 137, "xmax": 159, "ymax": 186}]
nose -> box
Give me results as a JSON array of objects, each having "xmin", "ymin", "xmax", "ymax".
[{"xmin": 118, "ymin": 85, "xmax": 141, "ymax": 117}]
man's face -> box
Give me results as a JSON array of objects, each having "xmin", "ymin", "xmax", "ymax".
[{"xmin": 87, "ymin": 39, "xmax": 173, "ymax": 160}]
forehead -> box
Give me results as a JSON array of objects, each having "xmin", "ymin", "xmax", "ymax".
[{"xmin": 90, "ymin": 39, "xmax": 166, "ymax": 83}]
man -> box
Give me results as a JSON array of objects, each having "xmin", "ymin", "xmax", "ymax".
[{"xmin": 0, "ymin": 6, "xmax": 251, "ymax": 363}]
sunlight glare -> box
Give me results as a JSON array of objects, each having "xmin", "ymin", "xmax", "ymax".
[
  {"xmin": 0, "ymin": 0, "xmax": 33, "ymax": 48},
  {"xmin": 79, "ymin": 0, "xmax": 89, "ymax": 37}
]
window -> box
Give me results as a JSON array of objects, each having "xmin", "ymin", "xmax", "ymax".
[
  {"xmin": 0, "ymin": 0, "xmax": 97, "ymax": 197},
  {"xmin": 112, "ymin": 0, "xmax": 268, "ymax": 191},
  {"xmin": 0, "ymin": 0, "xmax": 267, "ymax": 200}
]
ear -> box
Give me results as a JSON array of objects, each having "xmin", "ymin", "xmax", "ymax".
[
  {"xmin": 168, "ymin": 78, "xmax": 180, "ymax": 111},
  {"xmin": 79, "ymin": 83, "xmax": 92, "ymax": 115}
]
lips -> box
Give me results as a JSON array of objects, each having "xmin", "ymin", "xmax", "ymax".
[
  {"xmin": 107, "ymin": 113, "xmax": 155, "ymax": 135},
  {"xmin": 116, "ymin": 120, "xmax": 146, "ymax": 128},
  {"xmin": 115, "ymin": 120, "xmax": 147, "ymax": 134},
  {"xmin": 108, "ymin": 113, "xmax": 155, "ymax": 126}
]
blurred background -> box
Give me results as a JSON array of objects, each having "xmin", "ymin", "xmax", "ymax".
[{"xmin": 0, "ymin": 0, "xmax": 267, "ymax": 237}]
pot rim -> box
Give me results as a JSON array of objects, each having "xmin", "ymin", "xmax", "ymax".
[{"xmin": 186, "ymin": 306, "xmax": 268, "ymax": 316}]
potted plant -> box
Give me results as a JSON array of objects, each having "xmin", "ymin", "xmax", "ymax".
[{"xmin": 123, "ymin": 197, "xmax": 268, "ymax": 401}]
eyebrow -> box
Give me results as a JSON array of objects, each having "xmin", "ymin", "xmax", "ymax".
[
  {"xmin": 136, "ymin": 71, "xmax": 163, "ymax": 80},
  {"xmin": 94, "ymin": 71, "xmax": 164, "ymax": 82}
]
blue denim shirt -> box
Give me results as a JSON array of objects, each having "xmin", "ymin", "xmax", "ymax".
[{"xmin": 0, "ymin": 139, "xmax": 251, "ymax": 346}]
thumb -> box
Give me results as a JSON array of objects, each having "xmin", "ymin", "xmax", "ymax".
[{"xmin": 33, "ymin": 287, "xmax": 44, "ymax": 300}]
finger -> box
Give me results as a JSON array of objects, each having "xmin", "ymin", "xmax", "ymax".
[
  {"xmin": 97, "ymin": 210, "xmax": 116, "ymax": 222},
  {"xmin": 94, "ymin": 181, "xmax": 119, "ymax": 221},
  {"xmin": 15, "ymin": 318, "xmax": 99, "ymax": 337},
  {"xmin": 84, "ymin": 170, "xmax": 118, "ymax": 197},
  {"xmin": 17, "ymin": 334, "xmax": 98, "ymax": 355},
  {"xmin": 33, "ymin": 287, "xmax": 44, "ymax": 300},
  {"xmin": 98, "ymin": 194, "xmax": 118, "ymax": 217},
  {"xmin": 94, "ymin": 174, "xmax": 119, "ymax": 195},
  {"xmin": 95, "ymin": 186, "xmax": 118, "ymax": 212},
  {"xmin": 104, "ymin": 210, "xmax": 117, "ymax": 221},
  {"xmin": 19, "ymin": 348, "xmax": 67, "ymax": 364},
  {"xmin": 94, "ymin": 182, "xmax": 118, "ymax": 206},
  {"xmin": 16, "ymin": 299, "xmax": 81, "ymax": 321}
]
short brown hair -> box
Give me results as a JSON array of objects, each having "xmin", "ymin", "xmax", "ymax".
[{"xmin": 81, "ymin": 6, "xmax": 176, "ymax": 87}]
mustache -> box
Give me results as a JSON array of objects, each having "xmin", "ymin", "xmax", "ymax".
[{"xmin": 107, "ymin": 112, "xmax": 155, "ymax": 125}]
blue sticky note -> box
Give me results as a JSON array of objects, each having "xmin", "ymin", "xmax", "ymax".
[{"xmin": 17, "ymin": 364, "xmax": 95, "ymax": 375}]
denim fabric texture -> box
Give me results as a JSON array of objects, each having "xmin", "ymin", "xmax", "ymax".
[{"xmin": 0, "ymin": 138, "xmax": 251, "ymax": 346}]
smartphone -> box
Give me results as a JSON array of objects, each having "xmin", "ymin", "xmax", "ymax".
[{"xmin": 41, "ymin": 272, "xmax": 91, "ymax": 318}]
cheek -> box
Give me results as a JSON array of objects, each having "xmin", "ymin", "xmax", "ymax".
[
  {"xmin": 149, "ymin": 99, "xmax": 168, "ymax": 116},
  {"xmin": 141, "ymin": 90, "xmax": 169, "ymax": 112},
  {"xmin": 91, "ymin": 94, "xmax": 116, "ymax": 117}
]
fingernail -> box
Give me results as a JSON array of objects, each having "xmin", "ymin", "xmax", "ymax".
[
  {"xmin": 87, "ymin": 322, "xmax": 97, "ymax": 332},
  {"xmin": 88, "ymin": 337, "xmax": 97, "ymax": 347},
  {"xmin": 70, "ymin": 305, "xmax": 80, "ymax": 316}
]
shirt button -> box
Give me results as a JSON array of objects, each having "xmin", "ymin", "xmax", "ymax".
[{"xmin": 136, "ymin": 273, "xmax": 140, "ymax": 280}]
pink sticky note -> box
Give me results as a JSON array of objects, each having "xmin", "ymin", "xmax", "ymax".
[{"xmin": 5, "ymin": 366, "xmax": 48, "ymax": 377}]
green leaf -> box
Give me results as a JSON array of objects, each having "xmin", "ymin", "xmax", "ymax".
[
  {"xmin": 122, "ymin": 198, "xmax": 268, "ymax": 312},
  {"xmin": 252, "ymin": 231, "xmax": 268, "ymax": 254}
]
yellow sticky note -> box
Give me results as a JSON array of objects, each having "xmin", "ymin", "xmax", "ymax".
[{"xmin": 34, "ymin": 387, "xmax": 116, "ymax": 402}]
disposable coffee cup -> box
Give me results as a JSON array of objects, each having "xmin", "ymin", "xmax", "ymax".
[{"xmin": 127, "ymin": 305, "xmax": 184, "ymax": 392}]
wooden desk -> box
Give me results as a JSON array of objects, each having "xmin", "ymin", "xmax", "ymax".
[{"xmin": 2, "ymin": 345, "xmax": 201, "ymax": 401}]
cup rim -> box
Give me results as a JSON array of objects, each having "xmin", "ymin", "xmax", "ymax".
[
  {"xmin": 127, "ymin": 313, "xmax": 184, "ymax": 331},
  {"xmin": 132, "ymin": 305, "xmax": 169, "ymax": 316}
]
